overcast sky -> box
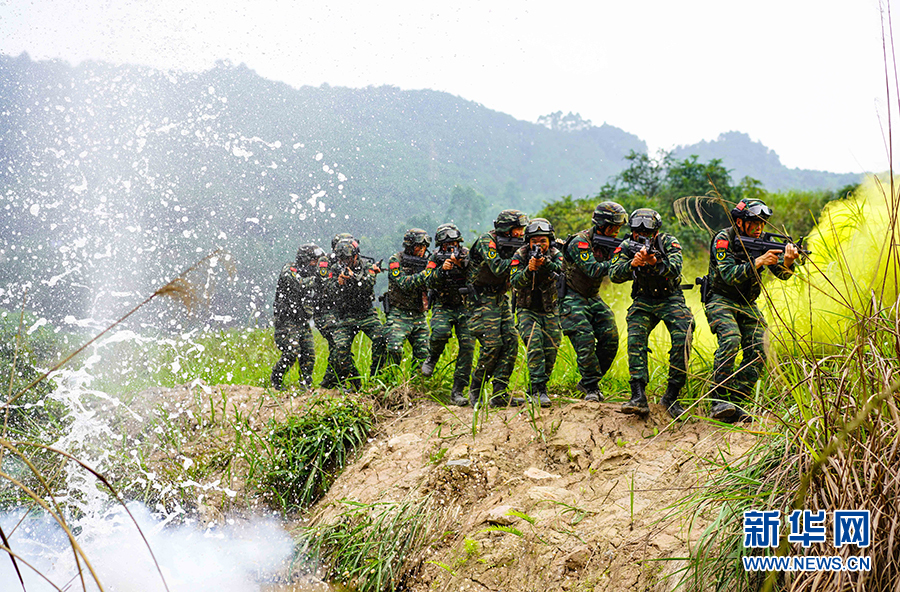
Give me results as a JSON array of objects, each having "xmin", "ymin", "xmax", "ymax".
[{"xmin": 0, "ymin": 0, "xmax": 891, "ymax": 174}]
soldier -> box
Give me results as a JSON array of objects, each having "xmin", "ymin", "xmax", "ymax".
[
  {"xmin": 559, "ymin": 202, "xmax": 627, "ymax": 401},
  {"xmin": 421, "ymin": 223, "xmax": 475, "ymax": 406},
  {"xmin": 271, "ymin": 243, "xmax": 324, "ymax": 390},
  {"xmin": 315, "ymin": 232, "xmax": 355, "ymax": 388},
  {"xmin": 327, "ymin": 237, "xmax": 387, "ymax": 390},
  {"xmin": 384, "ymin": 229, "xmax": 436, "ymax": 367},
  {"xmin": 705, "ymin": 198, "xmax": 798, "ymax": 422},
  {"xmin": 510, "ymin": 218, "xmax": 564, "ymax": 407},
  {"xmin": 609, "ymin": 208, "xmax": 695, "ymax": 419},
  {"xmin": 467, "ymin": 209, "xmax": 530, "ymax": 407}
]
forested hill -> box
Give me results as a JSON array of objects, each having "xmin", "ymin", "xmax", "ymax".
[
  {"xmin": 0, "ymin": 53, "xmax": 862, "ymax": 326},
  {"xmin": 674, "ymin": 131, "xmax": 859, "ymax": 191}
]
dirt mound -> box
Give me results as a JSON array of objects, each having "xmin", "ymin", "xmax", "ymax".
[
  {"xmin": 310, "ymin": 397, "xmax": 756, "ymax": 592},
  {"xmin": 131, "ymin": 384, "xmax": 756, "ymax": 591}
]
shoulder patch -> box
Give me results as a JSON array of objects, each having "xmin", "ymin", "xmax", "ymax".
[
  {"xmin": 487, "ymin": 249, "xmax": 498, "ymax": 260},
  {"xmin": 511, "ymin": 259, "xmax": 520, "ymax": 266},
  {"xmin": 488, "ymin": 240, "xmax": 496, "ymax": 249},
  {"xmin": 671, "ymin": 241, "xmax": 681, "ymax": 250},
  {"xmin": 716, "ymin": 239, "xmax": 729, "ymax": 249},
  {"xmin": 577, "ymin": 241, "xmax": 589, "ymax": 249},
  {"xmin": 389, "ymin": 261, "xmax": 400, "ymax": 269},
  {"xmin": 289, "ymin": 266, "xmax": 297, "ymax": 272},
  {"xmin": 318, "ymin": 261, "xmax": 328, "ymax": 267},
  {"xmin": 579, "ymin": 251, "xmax": 590, "ymax": 261},
  {"xmin": 426, "ymin": 261, "xmax": 437, "ymax": 269},
  {"xmin": 614, "ymin": 246, "xmax": 622, "ymax": 254},
  {"xmin": 318, "ymin": 266, "xmax": 328, "ymax": 277},
  {"xmin": 391, "ymin": 268, "xmax": 400, "ymax": 277}
]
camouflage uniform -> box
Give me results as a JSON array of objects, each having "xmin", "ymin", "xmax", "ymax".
[
  {"xmin": 314, "ymin": 254, "xmax": 341, "ymax": 387},
  {"xmin": 466, "ymin": 229, "xmax": 523, "ymax": 404},
  {"xmin": 510, "ymin": 243, "xmax": 564, "ymax": 398},
  {"xmin": 327, "ymin": 248, "xmax": 388, "ymax": 387},
  {"xmin": 609, "ymin": 233, "xmax": 695, "ymax": 393},
  {"xmin": 271, "ymin": 262, "xmax": 316, "ymax": 389},
  {"xmin": 560, "ymin": 228, "xmax": 620, "ymax": 397},
  {"xmin": 426, "ymin": 245, "xmax": 475, "ymax": 390},
  {"xmin": 384, "ymin": 250, "xmax": 436, "ymax": 365},
  {"xmin": 705, "ymin": 227, "xmax": 794, "ymax": 400}
]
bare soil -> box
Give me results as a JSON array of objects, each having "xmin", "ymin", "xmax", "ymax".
[{"xmin": 137, "ymin": 384, "xmax": 757, "ymax": 592}]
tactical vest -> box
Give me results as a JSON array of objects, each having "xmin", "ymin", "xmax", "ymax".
[
  {"xmin": 274, "ymin": 262, "xmax": 312, "ymax": 326},
  {"xmin": 469, "ymin": 231, "xmax": 510, "ymax": 293},
  {"xmin": 564, "ymin": 229, "xmax": 606, "ymax": 299},
  {"xmin": 432, "ymin": 247, "xmax": 469, "ymax": 307},
  {"xmin": 708, "ymin": 228, "xmax": 762, "ymax": 303},
  {"xmin": 388, "ymin": 251, "xmax": 428, "ymax": 312},
  {"xmin": 333, "ymin": 262, "xmax": 375, "ymax": 317},
  {"xmin": 626, "ymin": 235, "xmax": 682, "ymax": 299},
  {"xmin": 513, "ymin": 245, "xmax": 560, "ymax": 313}
]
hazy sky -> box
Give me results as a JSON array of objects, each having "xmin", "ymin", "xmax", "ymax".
[{"xmin": 0, "ymin": 0, "xmax": 891, "ymax": 174}]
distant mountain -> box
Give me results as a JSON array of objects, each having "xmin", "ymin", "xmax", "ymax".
[
  {"xmin": 673, "ymin": 131, "xmax": 860, "ymax": 191},
  {"xmin": 0, "ymin": 53, "xmax": 864, "ymax": 325}
]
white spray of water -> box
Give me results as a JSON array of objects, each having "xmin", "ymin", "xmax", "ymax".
[{"xmin": 0, "ymin": 333, "xmax": 296, "ymax": 591}]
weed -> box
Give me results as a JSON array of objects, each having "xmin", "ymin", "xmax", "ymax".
[
  {"xmin": 301, "ymin": 497, "xmax": 436, "ymax": 592},
  {"xmin": 258, "ymin": 395, "xmax": 373, "ymax": 511}
]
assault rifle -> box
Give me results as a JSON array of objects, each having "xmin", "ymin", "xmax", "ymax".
[
  {"xmin": 399, "ymin": 252, "xmax": 431, "ymax": 273},
  {"xmin": 495, "ymin": 234, "xmax": 525, "ymax": 253},
  {"xmin": 529, "ymin": 245, "xmax": 543, "ymax": 261},
  {"xmin": 627, "ymin": 235, "xmax": 664, "ymax": 259},
  {"xmin": 591, "ymin": 234, "xmax": 625, "ymax": 253},
  {"xmin": 434, "ymin": 246, "xmax": 466, "ymax": 267},
  {"xmin": 736, "ymin": 232, "xmax": 811, "ymax": 260}
]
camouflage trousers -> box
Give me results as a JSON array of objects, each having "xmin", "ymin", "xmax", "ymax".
[
  {"xmin": 560, "ymin": 292, "xmax": 619, "ymax": 389},
  {"xmin": 272, "ymin": 321, "xmax": 315, "ymax": 388},
  {"xmin": 314, "ymin": 311, "xmax": 339, "ymax": 387},
  {"xmin": 626, "ymin": 294, "xmax": 695, "ymax": 388},
  {"xmin": 704, "ymin": 293, "xmax": 767, "ymax": 400},
  {"xmin": 468, "ymin": 291, "xmax": 518, "ymax": 395},
  {"xmin": 385, "ymin": 307, "xmax": 430, "ymax": 365},
  {"xmin": 517, "ymin": 308, "xmax": 561, "ymax": 388},
  {"xmin": 332, "ymin": 308, "xmax": 388, "ymax": 383},
  {"xmin": 429, "ymin": 302, "xmax": 475, "ymax": 386}
]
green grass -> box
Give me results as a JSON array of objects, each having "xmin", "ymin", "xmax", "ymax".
[
  {"xmin": 300, "ymin": 497, "xmax": 436, "ymax": 592},
  {"xmin": 255, "ymin": 395, "xmax": 373, "ymax": 512}
]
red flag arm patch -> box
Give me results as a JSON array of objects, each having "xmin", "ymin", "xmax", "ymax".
[
  {"xmin": 577, "ymin": 241, "xmax": 589, "ymax": 249},
  {"xmin": 389, "ymin": 262, "xmax": 400, "ymax": 269},
  {"xmin": 614, "ymin": 246, "xmax": 622, "ymax": 254},
  {"xmin": 426, "ymin": 261, "xmax": 437, "ymax": 269},
  {"xmin": 511, "ymin": 259, "xmax": 520, "ymax": 265},
  {"xmin": 488, "ymin": 240, "xmax": 496, "ymax": 249},
  {"xmin": 318, "ymin": 261, "xmax": 328, "ymax": 267},
  {"xmin": 715, "ymin": 239, "xmax": 729, "ymax": 249}
]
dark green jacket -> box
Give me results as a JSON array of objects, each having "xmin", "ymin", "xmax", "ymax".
[
  {"xmin": 386, "ymin": 251, "xmax": 434, "ymax": 312},
  {"xmin": 708, "ymin": 227, "xmax": 794, "ymax": 304},
  {"xmin": 510, "ymin": 244, "xmax": 564, "ymax": 312},
  {"xmin": 609, "ymin": 233, "xmax": 684, "ymax": 299},
  {"xmin": 563, "ymin": 228, "xmax": 619, "ymax": 298},
  {"xmin": 467, "ymin": 230, "xmax": 519, "ymax": 293}
]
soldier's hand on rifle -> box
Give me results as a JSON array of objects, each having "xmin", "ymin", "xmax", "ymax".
[
  {"xmin": 783, "ymin": 243, "xmax": 799, "ymax": 267},
  {"xmin": 528, "ymin": 254, "xmax": 545, "ymax": 271},
  {"xmin": 631, "ymin": 248, "xmax": 657, "ymax": 267},
  {"xmin": 442, "ymin": 258, "xmax": 455, "ymax": 271},
  {"xmin": 754, "ymin": 249, "xmax": 780, "ymax": 268},
  {"xmin": 338, "ymin": 267, "xmax": 355, "ymax": 285}
]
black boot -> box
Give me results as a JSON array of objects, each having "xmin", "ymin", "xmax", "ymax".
[
  {"xmin": 620, "ymin": 380, "xmax": 650, "ymax": 415},
  {"xmin": 270, "ymin": 359, "xmax": 288, "ymax": 391},
  {"xmin": 532, "ymin": 383, "xmax": 551, "ymax": 408},
  {"xmin": 421, "ymin": 355, "xmax": 437, "ymax": 377},
  {"xmin": 490, "ymin": 382, "xmax": 524, "ymax": 407},
  {"xmin": 709, "ymin": 384, "xmax": 737, "ymax": 421},
  {"xmin": 576, "ymin": 379, "xmax": 604, "ymax": 403},
  {"xmin": 450, "ymin": 379, "xmax": 469, "ymax": 406},
  {"xmin": 660, "ymin": 383, "xmax": 686, "ymax": 420}
]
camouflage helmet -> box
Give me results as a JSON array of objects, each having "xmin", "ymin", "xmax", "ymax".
[
  {"xmin": 731, "ymin": 198, "xmax": 773, "ymax": 222},
  {"xmin": 524, "ymin": 218, "xmax": 555, "ymax": 242},
  {"xmin": 331, "ymin": 232, "xmax": 355, "ymax": 251},
  {"xmin": 295, "ymin": 243, "xmax": 325, "ymax": 267},
  {"xmin": 629, "ymin": 208, "xmax": 663, "ymax": 232},
  {"xmin": 403, "ymin": 228, "xmax": 431, "ymax": 252},
  {"xmin": 494, "ymin": 209, "xmax": 529, "ymax": 233},
  {"xmin": 333, "ymin": 238, "xmax": 360, "ymax": 260},
  {"xmin": 592, "ymin": 201, "xmax": 627, "ymax": 228},
  {"xmin": 434, "ymin": 223, "xmax": 463, "ymax": 245}
]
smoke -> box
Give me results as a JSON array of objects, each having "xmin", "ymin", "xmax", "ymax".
[
  {"xmin": 765, "ymin": 176, "xmax": 900, "ymax": 348},
  {"xmin": 0, "ymin": 503, "xmax": 294, "ymax": 592}
]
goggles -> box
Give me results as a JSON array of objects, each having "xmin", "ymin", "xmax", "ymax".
[
  {"xmin": 436, "ymin": 228, "xmax": 462, "ymax": 243},
  {"xmin": 525, "ymin": 220, "xmax": 552, "ymax": 234},
  {"xmin": 630, "ymin": 215, "xmax": 658, "ymax": 231},
  {"xmin": 745, "ymin": 204, "xmax": 772, "ymax": 218}
]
